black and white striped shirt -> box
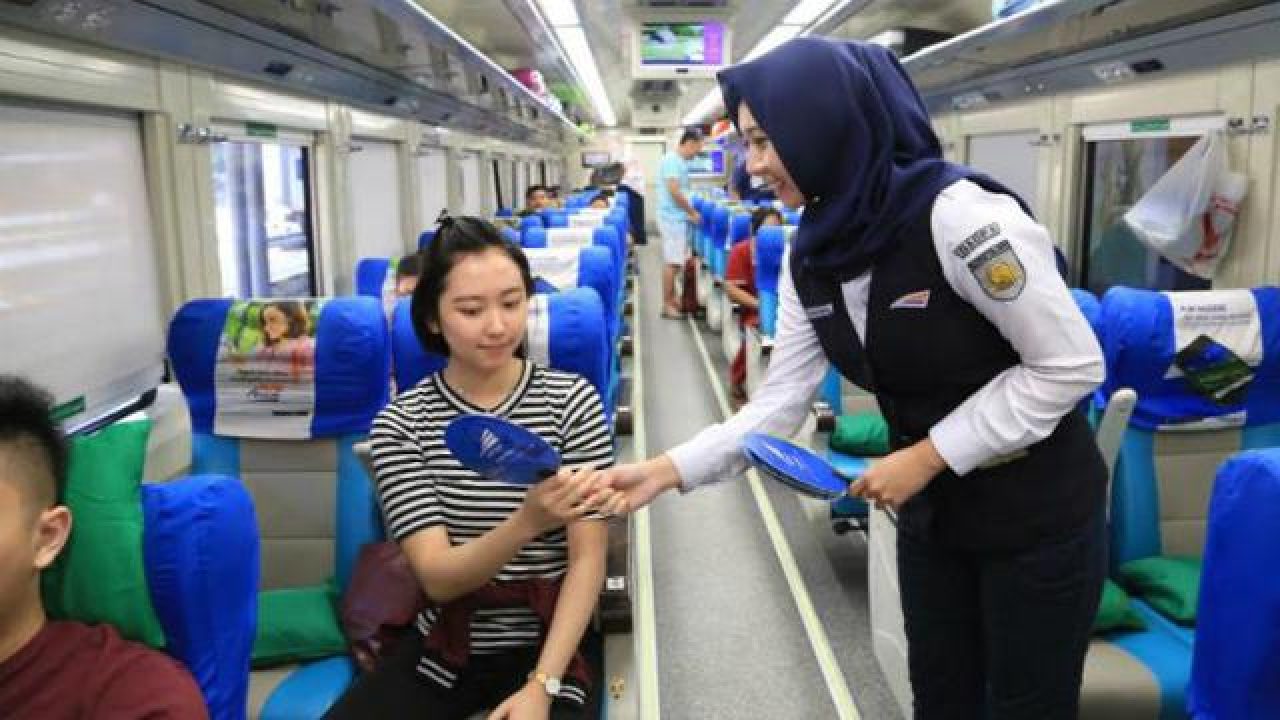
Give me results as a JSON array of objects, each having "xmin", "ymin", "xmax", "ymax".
[{"xmin": 371, "ymin": 361, "xmax": 613, "ymax": 703}]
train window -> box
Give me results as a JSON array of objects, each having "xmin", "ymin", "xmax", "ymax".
[
  {"xmin": 348, "ymin": 139, "xmax": 406, "ymax": 262},
  {"xmin": 491, "ymin": 158, "xmax": 505, "ymax": 210},
  {"xmin": 212, "ymin": 134, "xmax": 315, "ymax": 297},
  {"xmin": 967, "ymin": 130, "xmax": 1041, "ymax": 218},
  {"xmin": 415, "ymin": 146, "xmax": 448, "ymax": 231},
  {"xmin": 1079, "ymin": 130, "xmax": 1212, "ymax": 295},
  {"xmin": 0, "ymin": 104, "xmax": 164, "ymax": 431}
]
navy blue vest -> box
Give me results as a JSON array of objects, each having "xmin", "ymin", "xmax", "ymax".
[{"xmin": 792, "ymin": 216, "xmax": 1105, "ymax": 551}]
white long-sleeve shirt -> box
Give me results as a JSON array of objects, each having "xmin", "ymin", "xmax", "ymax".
[{"xmin": 668, "ymin": 179, "xmax": 1105, "ymax": 492}]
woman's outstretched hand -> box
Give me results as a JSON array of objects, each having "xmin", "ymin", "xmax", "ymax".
[
  {"xmin": 847, "ymin": 438, "xmax": 948, "ymax": 512},
  {"xmin": 517, "ymin": 466, "xmax": 626, "ymax": 535},
  {"xmin": 599, "ymin": 455, "xmax": 682, "ymax": 512}
]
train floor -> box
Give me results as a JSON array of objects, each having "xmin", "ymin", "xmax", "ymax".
[{"xmin": 623, "ymin": 239, "xmax": 904, "ymax": 720}]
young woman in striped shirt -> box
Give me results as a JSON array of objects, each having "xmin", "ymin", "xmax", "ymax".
[{"xmin": 327, "ymin": 217, "xmax": 623, "ymax": 720}]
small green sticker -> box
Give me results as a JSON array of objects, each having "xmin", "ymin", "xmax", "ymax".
[
  {"xmin": 51, "ymin": 396, "xmax": 86, "ymax": 424},
  {"xmin": 246, "ymin": 121, "xmax": 278, "ymax": 139},
  {"xmin": 1131, "ymin": 118, "xmax": 1171, "ymax": 133}
]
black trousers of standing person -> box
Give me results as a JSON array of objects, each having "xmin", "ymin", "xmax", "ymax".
[
  {"xmin": 897, "ymin": 511, "xmax": 1106, "ymax": 720},
  {"xmin": 324, "ymin": 628, "xmax": 600, "ymax": 720}
]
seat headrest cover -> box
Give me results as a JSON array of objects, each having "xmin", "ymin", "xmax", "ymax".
[
  {"xmin": 525, "ymin": 247, "xmax": 583, "ymax": 293},
  {"xmin": 569, "ymin": 214, "xmax": 604, "ymax": 228},
  {"xmin": 547, "ymin": 227, "xmax": 595, "ymax": 248},
  {"xmin": 169, "ymin": 297, "xmax": 390, "ymax": 438},
  {"xmin": 1099, "ymin": 286, "xmax": 1280, "ymax": 428},
  {"xmin": 755, "ymin": 226, "xmax": 789, "ymax": 294}
]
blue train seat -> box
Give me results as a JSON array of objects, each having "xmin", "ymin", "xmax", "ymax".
[
  {"xmin": 390, "ymin": 288, "xmax": 610, "ymax": 410},
  {"xmin": 542, "ymin": 209, "xmax": 569, "ymax": 227},
  {"xmin": 167, "ymin": 296, "xmax": 391, "ymax": 720},
  {"xmin": 519, "ymin": 215, "xmax": 544, "ymax": 234},
  {"xmin": 742, "ymin": 225, "xmax": 788, "ymax": 396},
  {"xmin": 524, "ymin": 245, "xmax": 620, "ymax": 414},
  {"xmin": 1080, "ymin": 285, "xmax": 1280, "ymax": 719},
  {"xmin": 417, "ymin": 230, "xmax": 435, "ymax": 251},
  {"xmin": 141, "ymin": 472, "xmax": 258, "ymax": 720},
  {"xmin": 1188, "ymin": 448, "xmax": 1280, "ymax": 719},
  {"xmin": 525, "ymin": 226, "xmax": 625, "ymax": 308},
  {"xmin": 753, "ymin": 224, "xmax": 788, "ymax": 338}
]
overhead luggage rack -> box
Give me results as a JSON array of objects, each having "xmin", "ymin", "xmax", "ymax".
[{"xmin": 900, "ymin": 0, "xmax": 1278, "ymax": 113}]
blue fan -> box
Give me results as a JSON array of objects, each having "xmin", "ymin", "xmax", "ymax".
[
  {"xmin": 445, "ymin": 415, "xmax": 560, "ymax": 486},
  {"xmin": 741, "ymin": 432, "xmax": 868, "ymax": 500}
]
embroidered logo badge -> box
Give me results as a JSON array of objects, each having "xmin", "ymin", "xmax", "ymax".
[
  {"xmin": 967, "ymin": 239, "xmax": 1025, "ymax": 301},
  {"xmin": 890, "ymin": 290, "xmax": 931, "ymax": 310}
]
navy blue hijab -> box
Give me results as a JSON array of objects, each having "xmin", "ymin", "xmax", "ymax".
[{"xmin": 718, "ymin": 38, "xmax": 1027, "ymax": 283}]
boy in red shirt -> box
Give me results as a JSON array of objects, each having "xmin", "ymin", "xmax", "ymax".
[
  {"xmin": 0, "ymin": 376, "xmax": 207, "ymax": 719},
  {"xmin": 724, "ymin": 207, "xmax": 783, "ymax": 407}
]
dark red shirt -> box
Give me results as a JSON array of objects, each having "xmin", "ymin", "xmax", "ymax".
[
  {"xmin": 726, "ymin": 239, "xmax": 760, "ymax": 328},
  {"xmin": 0, "ymin": 621, "xmax": 207, "ymax": 719}
]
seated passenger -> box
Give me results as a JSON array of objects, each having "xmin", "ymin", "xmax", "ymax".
[
  {"xmin": 725, "ymin": 207, "xmax": 783, "ymax": 408},
  {"xmin": 395, "ymin": 252, "xmax": 421, "ymax": 298},
  {"xmin": 0, "ymin": 376, "xmax": 207, "ymax": 719},
  {"xmin": 587, "ymin": 192, "xmax": 610, "ymax": 210},
  {"xmin": 519, "ymin": 185, "xmax": 550, "ymax": 217},
  {"xmin": 325, "ymin": 218, "xmax": 624, "ymax": 720}
]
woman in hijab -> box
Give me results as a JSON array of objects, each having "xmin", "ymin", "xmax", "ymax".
[{"xmin": 605, "ymin": 38, "xmax": 1107, "ymax": 719}]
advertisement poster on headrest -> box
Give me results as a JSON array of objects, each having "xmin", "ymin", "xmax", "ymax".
[
  {"xmin": 214, "ymin": 299, "xmax": 323, "ymax": 439},
  {"xmin": 1165, "ymin": 290, "xmax": 1260, "ymax": 413}
]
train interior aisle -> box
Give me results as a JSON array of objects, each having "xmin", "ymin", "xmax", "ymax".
[{"xmin": 4, "ymin": 1, "xmax": 1280, "ymax": 719}]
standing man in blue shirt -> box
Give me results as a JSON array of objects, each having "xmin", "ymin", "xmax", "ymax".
[{"xmin": 657, "ymin": 129, "xmax": 704, "ymax": 318}]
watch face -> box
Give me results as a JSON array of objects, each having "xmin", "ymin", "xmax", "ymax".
[{"xmin": 545, "ymin": 677, "xmax": 562, "ymax": 696}]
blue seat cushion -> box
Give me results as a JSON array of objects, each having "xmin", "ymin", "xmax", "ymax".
[{"xmin": 142, "ymin": 474, "xmax": 259, "ymax": 720}]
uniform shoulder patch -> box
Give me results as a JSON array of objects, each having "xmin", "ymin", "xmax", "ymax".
[{"xmin": 967, "ymin": 239, "xmax": 1025, "ymax": 302}]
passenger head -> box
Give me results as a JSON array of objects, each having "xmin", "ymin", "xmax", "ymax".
[
  {"xmin": 261, "ymin": 301, "xmax": 308, "ymax": 346},
  {"xmin": 411, "ymin": 217, "xmax": 535, "ymax": 371},
  {"xmin": 750, "ymin": 207, "xmax": 783, "ymax": 237},
  {"xmin": 0, "ymin": 376, "xmax": 72, "ymax": 627},
  {"xmin": 395, "ymin": 252, "xmax": 421, "ymax": 297},
  {"xmin": 677, "ymin": 128, "xmax": 703, "ymax": 160},
  {"xmin": 588, "ymin": 193, "xmax": 609, "ymax": 210},
  {"xmin": 525, "ymin": 185, "xmax": 549, "ymax": 211}
]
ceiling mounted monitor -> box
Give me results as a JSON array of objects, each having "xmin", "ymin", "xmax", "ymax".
[{"xmin": 632, "ymin": 20, "xmax": 732, "ymax": 79}]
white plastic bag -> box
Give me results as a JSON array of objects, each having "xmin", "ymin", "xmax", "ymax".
[{"xmin": 1123, "ymin": 131, "xmax": 1247, "ymax": 279}]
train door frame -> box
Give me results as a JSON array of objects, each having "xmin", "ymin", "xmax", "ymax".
[{"xmin": 1248, "ymin": 59, "xmax": 1280, "ymax": 284}]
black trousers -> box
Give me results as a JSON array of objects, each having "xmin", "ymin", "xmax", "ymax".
[
  {"xmin": 324, "ymin": 630, "xmax": 600, "ymax": 720},
  {"xmin": 897, "ymin": 512, "xmax": 1106, "ymax": 720}
]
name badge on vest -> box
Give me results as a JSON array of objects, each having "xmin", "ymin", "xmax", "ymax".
[
  {"xmin": 968, "ymin": 239, "xmax": 1025, "ymax": 302},
  {"xmin": 805, "ymin": 303, "xmax": 834, "ymax": 320}
]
